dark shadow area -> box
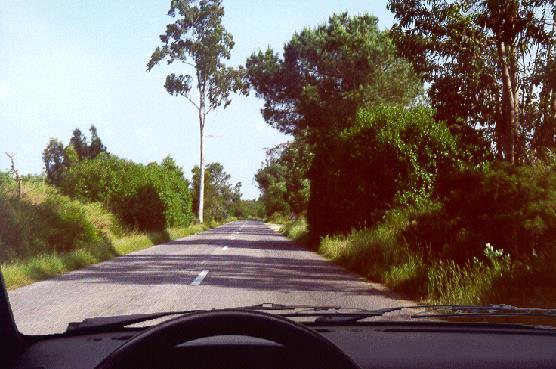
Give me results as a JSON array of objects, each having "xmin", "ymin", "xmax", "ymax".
[
  {"xmin": 53, "ymin": 222, "xmax": 387, "ymax": 297},
  {"xmin": 148, "ymin": 230, "xmax": 171, "ymax": 245},
  {"xmin": 55, "ymin": 253, "xmax": 384, "ymax": 296}
]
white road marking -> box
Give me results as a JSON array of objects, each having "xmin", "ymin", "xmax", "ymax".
[
  {"xmin": 231, "ymin": 236, "xmax": 236, "ymax": 240},
  {"xmin": 191, "ymin": 270, "xmax": 209, "ymax": 286},
  {"xmin": 222, "ymin": 246, "xmax": 228, "ymax": 251},
  {"xmin": 235, "ymin": 231, "xmax": 239, "ymax": 234}
]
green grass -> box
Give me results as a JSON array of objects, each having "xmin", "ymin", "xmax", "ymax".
[
  {"xmin": 320, "ymin": 225, "xmax": 556, "ymax": 307},
  {"xmin": 280, "ymin": 210, "xmax": 556, "ymax": 308},
  {"xmin": 281, "ymin": 219, "xmax": 309, "ymax": 245},
  {"xmin": 1, "ymin": 223, "xmax": 213, "ymax": 290}
]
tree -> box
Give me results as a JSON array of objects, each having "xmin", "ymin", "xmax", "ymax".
[
  {"xmin": 388, "ymin": 0, "xmax": 555, "ymax": 162},
  {"xmin": 69, "ymin": 128, "xmax": 89, "ymax": 161},
  {"xmin": 246, "ymin": 13, "xmax": 423, "ymax": 142},
  {"xmin": 4, "ymin": 153, "xmax": 21, "ymax": 198},
  {"xmin": 43, "ymin": 139, "xmax": 67, "ymax": 186},
  {"xmin": 246, "ymin": 13, "xmax": 424, "ymax": 239},
  {"xmin": 88, "ymin": 125, "xmax": 107, "ymax": 159},
  {"xmin": 255, "ymin": 139, "xmax": 312, "ymax": 217},
  {"xmin": 43, "ymin": 126, "xmax": 107, "ymax": 187},
  {"xmin": 309, "ymin": 105, "xmax": 459, "ymax": 238},
  {"xmin": 147, "ymin": 0, "xmax": 245, "ymax": 223},
  {"xmin": 191, "ymin": 162, "xmax": 241, "ymax": 222},
  {"xmin": 161, "ymin": 155, "xmax": 185, "ymax": 179}
]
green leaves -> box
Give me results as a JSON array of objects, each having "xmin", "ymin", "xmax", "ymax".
[
  {"xmin": 148, "ymin": 0, "xmax": 241, "ymax": 112},
  {"xmin": 307, "ymin": 105, "xmax": 459, "ymax": 238},
  {"xmin": 246, "ymin": 13, "xmax": 422, "ymax": 139},
  {"xmin": 61, "ymin": 154, "xmax": 193, "ymax": 231},
  {"xmin": 388, "ymin": 0, "xmax": 555, "ymax": 161},
  {"xmin": 191, "ymin": 162, "xmax": 241, "ymax": 222},
  {"xmin": 255, "ymin": 139, "xmax": 313, "ymax": 218}
]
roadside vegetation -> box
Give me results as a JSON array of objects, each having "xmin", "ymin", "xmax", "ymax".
[
  {"xmin": 1, "ymin": 127, "xmax": 261, "ymax": 290},
  {"xmin": 253, "ymin": 3, "xmax": 555, "ymax": 308},
  {"xmin": 0, "ymin": 174, "xmax": 212, "ymax": 290}
]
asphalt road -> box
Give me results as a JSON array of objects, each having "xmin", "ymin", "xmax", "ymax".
[{"xmin": 8, "ymin": 220, "xmax": 411, "ymax": 335}]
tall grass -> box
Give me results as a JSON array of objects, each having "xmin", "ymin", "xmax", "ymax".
[
  {"xmin": 1, "ymin": 224, "xmax": 213, "ymax": 290},
  {"xmin": 284, "ymin": 206, "xmax": 556, "ymax": 308},
  {"xmin": 281, "ymin": 218, "xmax": 309, "ymax": 245}
]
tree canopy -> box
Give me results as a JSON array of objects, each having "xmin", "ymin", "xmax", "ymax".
[
  {"xmin": 43, "ymin": 125, "xmax": 107, "ymax": 186},
  {"xmin": 255, "ymin": 139, "xmax": 312, "ymax": 218},
  {"xmin": 246, "ymin": 13, "xmax": 423, "ymax": 141},
  {"xmin": 389, "ymin": 0, "xmax": 555, "ymax": 162}
]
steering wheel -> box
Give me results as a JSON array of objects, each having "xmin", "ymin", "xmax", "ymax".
[{"xmin": 95, "ymin": 310, "xmax": 360, "ymax": 369}]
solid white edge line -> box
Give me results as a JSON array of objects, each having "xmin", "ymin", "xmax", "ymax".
[{"xmin": 191, "ymin": 270, "xmax": 209, "ymax": 286}]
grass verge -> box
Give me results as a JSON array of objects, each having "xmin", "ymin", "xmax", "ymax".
[
  {"xmin": 1, "ymin": 223, "xmax": 212, "ymax": 290},
  {"xmin": 280, "ymin": 216, "xmax": 556, "ymax": 309},
  {"xmin": 280, "ymin": 218, "xmax": 309, "ymax": 246}
]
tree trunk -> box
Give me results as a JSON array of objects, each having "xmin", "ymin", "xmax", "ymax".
[
  {"xmin": 198, "ymin": 101, "xmax": 206, "ymax": 223},
  {"xmin": 510, "ymin": 44, "xmax": 520, "ymax": 162},
  {"xmin": 498, "ymin": 41, "xmax": 516, "ymax": 163}
]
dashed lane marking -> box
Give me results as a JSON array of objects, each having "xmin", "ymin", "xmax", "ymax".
[{"xmin": 191, "ymin": 270, "xmax": 209, "ymax": 286}]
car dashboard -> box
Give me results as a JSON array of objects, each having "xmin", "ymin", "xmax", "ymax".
[{"xmin": 11, "ymin": 322, "xmax": 556, "ymax": 369}]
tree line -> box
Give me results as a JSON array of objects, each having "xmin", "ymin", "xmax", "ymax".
[
  {"xmin": 41, "ymin": 127, "xmax": 259, "ymax": 232},
  {"xmin": 249, "ymin": 0, "xmax": 555, "ymax": 267}
]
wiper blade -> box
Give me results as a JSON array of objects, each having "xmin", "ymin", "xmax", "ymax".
[
  {"xmin": 66, "ymin": 310, "xmax": 200, "ymax": 333},
  {"xmin": 412, "ymin": 304, "xmax": 556, "ymax": 319},
  {"xmin": 65, "ymin": 304, "xmax": 366, "ymax": 333},
  {"xmin": 314, "ymin": 304, "xmax": 556, "ymax": 325},
  {"xmin": 237, "ymin": 303, "xmax": 343, "ymax": 311}
]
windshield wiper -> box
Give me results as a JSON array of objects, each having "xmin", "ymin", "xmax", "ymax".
[
  {"xmin": 313, "ymin": 304, "xmax": 556, "ymax": 324},
  {"xmin": 65, "ymin": 303, "xmax": 374, "ymax": 333},
  {"xmin": 66, "ymin": 310, "xmax": 201, "ymax": 333},
  {"xmin": 411, "ymin": 304, "xmax": 556, "ymax": 319}
]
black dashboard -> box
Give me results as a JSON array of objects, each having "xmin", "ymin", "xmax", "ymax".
[{"xmin": 11, "ymin": 322, "xmax": 556, "ymax": 369}]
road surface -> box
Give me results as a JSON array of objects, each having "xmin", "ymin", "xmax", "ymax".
[{"xmin": 8, "ymin": 220, "xmax": 411, "ymax": 335}]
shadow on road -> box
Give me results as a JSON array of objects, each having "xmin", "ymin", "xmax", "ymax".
[{"xmin": 51, "ymin": 224, "xmax": 388, "ymax": 297}]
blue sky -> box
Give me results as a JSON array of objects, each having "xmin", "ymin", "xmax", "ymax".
[{"xmin": 0, "ymin": 0, "xmax": 394, "ymax": 199}]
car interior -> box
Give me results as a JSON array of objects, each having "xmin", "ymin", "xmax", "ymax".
[{"xmin": 3, "ymin": 274, "xmax": 556, "ymax": 369}]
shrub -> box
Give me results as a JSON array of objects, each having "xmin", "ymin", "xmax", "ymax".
[
  {"xmin": 405, "ymin": 162, "xmax": 556, "ymax": 262},
  {"xmin": 308, "ymin": 104, "xmax": 459, "ymax": 240},
  {"xmin": 61, "ymin": 154, "xmax": 193, "ymax": 231},
  {"xmin": 0, "ymin": 182, "xmax": 114, "ymax": 263}
]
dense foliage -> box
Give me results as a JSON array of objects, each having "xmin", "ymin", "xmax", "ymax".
[
  {"xmin": 406, "ymin": 161, "xmax": 556, "ymax": 263},
  {"xmin": 246, "ymin": 13, "xmax": 422, "ymax": 140},
  {"xmin": 308, "ymin": 105, "xmax": 459, "ymax": 238},
  {"xmin": 388, "ymin": 0, "xmax": 555, "ymax": 162},
  {"xmin": 255, "ymin": 139, "xmax": 312, "ymax": 218},
  {"xmin": 61, "ymin": 154, "xmax": 193, "ymax": 231},
  {"xmin": 43, "ymin": 125, "xmax": 107, "ymax": 186}
]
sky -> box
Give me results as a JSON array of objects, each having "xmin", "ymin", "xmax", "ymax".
[{"xmin": 0, "ymin": 0, "xmax": 395, "ymax": 199}]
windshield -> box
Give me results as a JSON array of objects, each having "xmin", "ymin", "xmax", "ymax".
[{"xmin": 1, "ymin": 0, "xmax": 555, "ymax": 336}]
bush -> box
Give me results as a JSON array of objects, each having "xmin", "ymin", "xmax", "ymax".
[
  {"xmin": 308, "ymin": 104, "xmax": 459, "ymax": 240},
  {"xmin": 0, "ymin": 182, "xmax": 114, "ymax": 263},
  {"xmin": 61, "ymin": 154, "xmax": 193, "ymax": 231},
  {"xmin": 405, "ymin": 162, "xmax": 556, "ymax": 262}
]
